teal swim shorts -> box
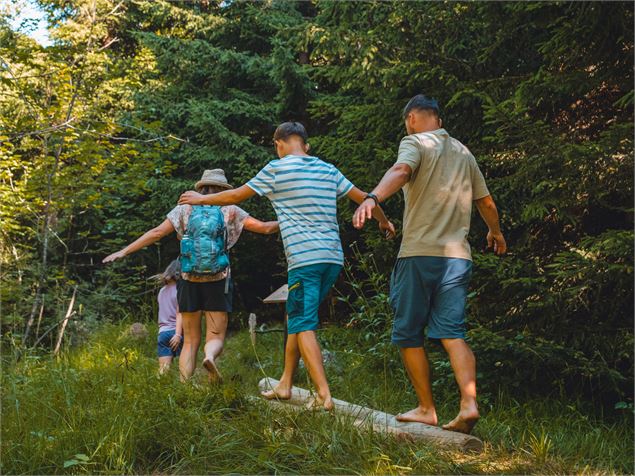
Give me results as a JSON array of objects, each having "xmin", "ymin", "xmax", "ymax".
[
  {"xmin": 286, "ymin": 263, "xmax": 342, "ymax": 334},
  {"xmin": 390, "ymin": 256, "xmax": 472, "ymax": 347}
]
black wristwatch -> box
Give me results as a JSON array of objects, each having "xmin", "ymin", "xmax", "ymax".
[{"xmin": 364, "ymin": 193, "xmax": 380, "ymax": 206}]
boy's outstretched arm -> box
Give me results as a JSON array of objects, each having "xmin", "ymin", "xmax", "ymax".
[
  {"xmin": 347, "ymin": 186, "xmax": 396, "ymax": 239},
  {"xmin": 352, "ymin": 163, "xmax": 411, "ymax": 229},
  {"xmin": 179, "ymin": 185, "xmax": 256, "ymax": 206}
]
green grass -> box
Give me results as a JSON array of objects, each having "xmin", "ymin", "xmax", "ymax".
[{"xmin": 2, "ymin": 322, "xmax": 633, "ymax": 474}]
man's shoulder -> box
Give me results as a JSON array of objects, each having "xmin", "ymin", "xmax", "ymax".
[
  {"xmin": 399, "ymin": 134, "xmax": 422, "ymax": 147},
  {"xmin": 409, "ymin": 130, "xmax": 447, "ymax": 148},
  {"xmin": 447, "ymin": 136, "xmax": 474, "ymax": 159}
]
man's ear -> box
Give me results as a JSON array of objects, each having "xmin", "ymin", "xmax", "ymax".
[
  {"xmin": 439, "ymin": 118, "xmax": 443, "ymax": 128},
  {"xmin": 407, "ymin": 112, "xmax": 415, "ymax": 128},
  {"xmin": 304, "ymin": 142, "xmax": 311, "ymax": 152}
]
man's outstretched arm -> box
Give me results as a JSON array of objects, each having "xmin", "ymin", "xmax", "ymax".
[
  {"xmin": 474, "ymin": 195, "xmax": 507, "ymax": 255},
  {"xmin": 179, "ymin": 185, "xmax": 256, "ymax": 206},
  {"xmin": 352, "ymin": 163, "xmax": 412, "ymax": 229}
]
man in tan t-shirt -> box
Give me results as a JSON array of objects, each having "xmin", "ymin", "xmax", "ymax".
[{"xmin": 353, "ymin": 94, "xmax": 506, "ymax": 434}]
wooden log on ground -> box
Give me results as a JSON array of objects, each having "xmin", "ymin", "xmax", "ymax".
[{"xmin": 258, "ymin": 377, "xmax": 483, "ymax": 454}]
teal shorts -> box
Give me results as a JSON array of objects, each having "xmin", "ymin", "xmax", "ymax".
[
  {"xmin": 286, "ymin": 263, "xmax": 342, "ymax": 334},
  {"xmin": 390, "ymin": 256, "xmax": 472, "ymax": 347}
]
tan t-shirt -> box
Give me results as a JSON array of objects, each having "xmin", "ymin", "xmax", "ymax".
[{"xmin": 395, "ymin": 128, "xmax": 489, "ymax": 261}]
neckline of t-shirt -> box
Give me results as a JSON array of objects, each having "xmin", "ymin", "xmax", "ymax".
[
  {"xmin": 280, "ymin": 154, "xmax": 316, "ymax": 161},
  {"xmin": 415, "ymin": 128, "xmax": 448, "ymax": 137}
]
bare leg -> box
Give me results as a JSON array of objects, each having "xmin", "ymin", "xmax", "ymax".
[
  {"xmin": 179, "ymin": 311, "xmax": 202, "ymax": 382},
  {"xmin": 158, "ymin": 356, "xmax": 172, "ymax": 375},
  {"xmin": 261, "ymin": 332, "xmax": 299, "ymax": 400},
  {"xmin": 396, "ymin": 346, "xmax": 438, "ymax": 426},
  {"xmin": 297, "ymin": 330, "xmax": 333, "ymax": 410},
  {"xmin": 203, "ymin": 311, "xmax": 228, "ymax": 383},
  {"xmin": 440, "ymin": 338, "xmax": 479, "ymax": 434}
]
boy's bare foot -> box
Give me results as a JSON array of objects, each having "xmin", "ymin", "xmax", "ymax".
[
  {"xmin": 395, "ymin": 406, "xmax": 438, "ymax": 426},
  {"xmin": 202, "ymin": 357, "xmax": 222, "ymax": 383},
  {"xmin": 261, "ymin": 385, "xmax": 292, "ymax": 400},
  {"xmin": 442, "ymin": 408, "xmax": 480, "ymax": 434}
]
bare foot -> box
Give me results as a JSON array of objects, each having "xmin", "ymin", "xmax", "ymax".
[
  {"xmin": 395, "ymin": 406, "xmax": 438, "ymax": 426},
  {"xmin": 261, "ymin": 386, "xmax": 292, "ymax": 400},
  {"xmin": 442, "ymin": 409, "xmax": 480, "ymax": 434},
  {"xmin": 202, "ymin": 357, "xmax": 222, "ymax": 384},
  {"xmin": 306, "ymin": 395, "xmax": 334, "ymax": 412}
]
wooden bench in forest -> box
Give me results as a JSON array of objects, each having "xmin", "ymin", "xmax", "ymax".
[{"xmin": 258, "ymin": 377, "xmax": 484, "ymax": 454}]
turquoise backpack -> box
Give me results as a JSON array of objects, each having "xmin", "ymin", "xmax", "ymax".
[{"xmin": 179, "ymin": 205, "xmax": 230, "ymax": 276}]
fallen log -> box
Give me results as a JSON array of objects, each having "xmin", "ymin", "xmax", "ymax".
[{"xmin": 258, "ymin": 377, "xmax": 483, "ymax": 454}]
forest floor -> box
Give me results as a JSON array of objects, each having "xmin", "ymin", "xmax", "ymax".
[{"xmin": 2, "ymin": 321, "xmax": 633, "ymax": 475}]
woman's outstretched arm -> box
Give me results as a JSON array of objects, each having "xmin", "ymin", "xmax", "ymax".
[
  {"xmin": 243, "ymin": 217, "xmax": 279, "ymax": 235},
  {"xmin": 103, "ymin": 219, "xmax": 175, "ymax": 263}
]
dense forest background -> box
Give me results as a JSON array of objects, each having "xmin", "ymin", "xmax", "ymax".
[{"xmin": 1, "ymin": 0, "xmax": 633, "ymax": 409}]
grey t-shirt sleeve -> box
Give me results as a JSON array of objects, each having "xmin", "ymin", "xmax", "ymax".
[
  {"xmin": 395, "ymin": 135, "xmax": 423, "ymax": 172},
  {"xmin": 470, "ymin": 156, "xmax": 490, "ymax": 200}
]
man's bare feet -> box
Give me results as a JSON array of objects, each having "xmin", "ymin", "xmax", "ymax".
[
  {"xmin": 395, "ymin": 406, "xmax": 438, "ymax": 426},
  {"xmin": 261, "ymin": 385, "xmax": 292, "ymax": 400},
  {"xmin": 442, "ymin": 408, "xmax": 480, "ymax": 434},
  {"xmin": 306, "ymin": 394, "xmax": 334, "ymax": 411},
  {"xmin": 202, "ymin": 357, "xmax": 222, "ymax": 384}
]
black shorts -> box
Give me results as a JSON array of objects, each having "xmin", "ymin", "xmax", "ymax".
[{"xmin": 177, "ymin": 279, "xmax": 233, "ymax": 313}]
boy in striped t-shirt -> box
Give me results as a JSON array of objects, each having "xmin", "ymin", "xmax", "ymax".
[{"xmin": 179, "ymin": 122, "xmax": 395, "ymax": 410}]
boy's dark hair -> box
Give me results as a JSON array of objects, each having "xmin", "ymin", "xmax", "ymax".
[
  {"xmin": 402, "ymin": 94, "xmax": 440, "ymax": 119},
  {"xmin": 273, "ymin": 121, "xmax": 308, "ymax": 144}
]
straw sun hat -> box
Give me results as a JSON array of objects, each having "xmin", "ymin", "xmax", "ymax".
[{"xmin": 194, "ymin": 169, "xmax": 233, "ymax": 191}]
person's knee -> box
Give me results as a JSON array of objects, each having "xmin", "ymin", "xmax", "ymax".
[
  {"xmin": 391, "ymin": 322, "xmax": 425, "ymax": 348},
  {"xmin": 185, "ymin": 337, "xmax": 201, "ymax": 348},
  {"xmin": 440, "ymin": 337, "xmax": 467, "ymax": 349},
  {"xmin": 295, "ymin": 329, "xmax": 317, "ymax": 345}
]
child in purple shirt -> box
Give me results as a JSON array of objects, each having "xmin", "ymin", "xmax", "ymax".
[{"xmin": 157, "ymin": 260, "xmax": 183, "ymax": 374}]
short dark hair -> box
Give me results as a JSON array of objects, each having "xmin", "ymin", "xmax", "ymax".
[
  {"xmin": 273, "ymin": 121, "xmax": 308, "ymax": 143},
  {"xmin": 402, "ymin": 94, "xmax": 440, "ymax": 119}
]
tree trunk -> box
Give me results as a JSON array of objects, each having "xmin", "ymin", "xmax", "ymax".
[{"xmin": 53, "ymin": 286, "xmax": 78, "ymax": 355}]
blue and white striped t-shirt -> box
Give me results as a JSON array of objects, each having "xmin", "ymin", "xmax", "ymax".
[{"xmin": 246, "ymin": 155, "xmax": 354, "ymax": 271}]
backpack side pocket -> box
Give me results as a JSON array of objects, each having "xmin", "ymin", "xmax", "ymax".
[{"xmin": 180, "ymin": 234, "xmax": 194, "ymax": 273}]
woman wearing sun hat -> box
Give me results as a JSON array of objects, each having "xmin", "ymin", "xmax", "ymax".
[{"xmin": 103, "ymin": 169, "xmax": 279, "ymax": 382}]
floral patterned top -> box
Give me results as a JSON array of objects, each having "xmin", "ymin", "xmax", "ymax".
[{"xmin": 166, "ymin": 204, "xmax": 249, "ymax": 282}]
